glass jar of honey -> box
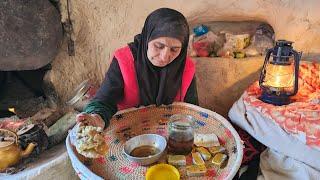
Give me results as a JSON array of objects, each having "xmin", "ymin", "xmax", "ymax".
[{"xmin": 168, "ymin": 114, "xmax": 195, "ymax": 155}]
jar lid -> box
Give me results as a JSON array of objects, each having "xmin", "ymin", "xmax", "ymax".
[
  {"xmin": 146, "ymin": 164, "xmax": 180, "ymax": 180},
  {"xmin": 169, "ymin": 114, "xmax": 195, "ymax": 129},
  {"xmin": 66, "ymin": 79, "xmax": 91, "ymax": 106}
]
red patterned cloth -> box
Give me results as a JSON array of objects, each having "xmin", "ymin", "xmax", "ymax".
[
  {"xmin": 0, "ymin": 117, "xmax": 27, "ymax": 131},
  {"xmin": 233, "ymin": 125, "xmax": 266, "ymax": 165},
  {"xmin": 243, "ymin": 62, "xmax": 320, "ymax": 148}
]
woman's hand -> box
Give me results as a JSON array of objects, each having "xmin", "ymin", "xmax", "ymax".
[{"xmin": 76, "ymin": 112, "xmax": 105, "ymax": 129}]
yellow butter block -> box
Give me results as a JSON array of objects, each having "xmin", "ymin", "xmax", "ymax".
[
  {"xmin": 212, "ymin": 153, "xmax": 227, "ymax": 166},
  {"xmin": 196, "ymin": 147, "xmax": 211, "ymax": 160},
  {"xmin": 167, "ymin": 155, "xmax": 186, "ymax": 166},
  {"xmin": 186, "ymin": 165, "xmax": 207, "ymax": 177},
  {"xmin": 208, "ymin": 146, "xmax": 226, "ymax": 155},
  {"xmin": 192, "ymin": 152, "xmax": 205, "ymax": 165}
]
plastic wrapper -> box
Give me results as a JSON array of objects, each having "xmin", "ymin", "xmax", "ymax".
[
  {"xmin": 217, "ymin": 33, "xmax": 250, "ymax": 58},
  {"xmin": 194, "ymin": 133, "xmax": 220, "ymax": 147},
  {"xmin": 167, "ymin": 155, "xmax": 186, "ymax": 166},
  {"xmin": 208, "ymin": 146, "xmax": 226, "ymax": 155},
  {"xmin": 187, "ymin": 34, "xmax": 197, "ymax": 57},
  {"xmin": 212, "ymin": 153, "xmax": 227, "ymax": 167},
  {"xmin": 186, "ymin": 165, "xmax": 207, "ymax": 177},
  {"xmin": 189, "ymin": 31, "xmax": 218, "ymax": 57},
  {"xmin": 192, "ymin": 152, "xmax": 205, "ymax": 165},
  {"xmin": 196, "ymin": 147, "xmax": 211, "ymax": 160}
]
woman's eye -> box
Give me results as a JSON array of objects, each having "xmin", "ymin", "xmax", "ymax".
[
  {"xmin": 170, "ymin": 48, "xmax": 177, "ymax": 53},
  {"xmin": 170, "ymin": 48, "xmax": 180, "ymax": 53},
  {"xmin": 154, "ymin": 44, "xmax": 164, "ymax": 49}
]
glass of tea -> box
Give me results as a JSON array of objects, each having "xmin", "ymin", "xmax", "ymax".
[{"xmin": 168, "ymin": 114, "xmax": 195, "ymax": 155}]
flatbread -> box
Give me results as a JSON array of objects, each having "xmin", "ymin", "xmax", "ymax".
[{"xmin": 75, "ymin": 125, "xmax": 108, "ymax": 158}]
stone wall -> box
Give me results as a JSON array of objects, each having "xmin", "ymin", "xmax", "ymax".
[{"xmin": 49, "ymin": 0, "xmax": 320, "ymax": 117}]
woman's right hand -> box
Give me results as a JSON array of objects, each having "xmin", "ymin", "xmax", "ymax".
[{"xmin": 76, "ymin": 112, "xmax": 105, "ymax": 129}]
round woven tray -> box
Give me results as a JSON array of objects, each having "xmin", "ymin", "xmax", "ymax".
[{"xmin": 66, "ymin": 102, "xmax": 243, "ymax": 180}]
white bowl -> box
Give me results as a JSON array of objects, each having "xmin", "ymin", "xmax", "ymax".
[{"xmin": 123, "ymin": 134, "xmax": 167, "ymax": 166}]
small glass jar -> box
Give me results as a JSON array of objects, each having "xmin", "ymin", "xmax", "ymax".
[
  {"xmin": 168, "ymin": 114, "xmax": 195, "ymax": 155},
  {"xmin": 66, "ymin": 79, "xmax": 97, "ymax": 111}
]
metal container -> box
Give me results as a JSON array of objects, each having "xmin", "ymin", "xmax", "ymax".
[
  {"xmin": 66, "ymin": 80, "xmax": 97, "ymax": 111},
  {"xmin": 123, "ymin": 134, "xmax": 167, "ymax": 166}
]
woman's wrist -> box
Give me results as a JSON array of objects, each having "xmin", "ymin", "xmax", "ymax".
[{"xmin": 91, "ymin": 113, "xmax": 105, "ymax": 129}]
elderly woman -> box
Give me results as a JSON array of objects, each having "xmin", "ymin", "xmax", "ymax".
[{"xmin": 77, "ymin": 8, "xmax": 198, "ymax": 129}]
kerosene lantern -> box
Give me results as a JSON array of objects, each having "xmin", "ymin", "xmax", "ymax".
[{"xmin": 259, "ymin": 40, "xmax": 302, "ymax": 105}]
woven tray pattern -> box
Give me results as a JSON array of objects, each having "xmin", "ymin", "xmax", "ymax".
[{"xmin": 75, "ymin": 103, "xmax": 242, "ymax": 180}]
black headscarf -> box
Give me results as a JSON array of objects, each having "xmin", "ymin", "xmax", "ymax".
[{"xmin": 128, "ymin": 8, "xmax": 189, "ymax": 106}]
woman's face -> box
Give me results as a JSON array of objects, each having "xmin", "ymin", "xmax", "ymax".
[{"xmin": 147, "ymin": 37, "xmax": 182, "ymax": 67}]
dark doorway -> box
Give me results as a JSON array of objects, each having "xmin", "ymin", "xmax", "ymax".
[{"xmin": 0, "ymin": 65, "xmax": 51, "ymax": 118}]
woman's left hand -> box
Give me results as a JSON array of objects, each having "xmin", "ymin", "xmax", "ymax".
[{"xmin": 76, "ymin": 112, "xmax": 105, "ymax": 129}]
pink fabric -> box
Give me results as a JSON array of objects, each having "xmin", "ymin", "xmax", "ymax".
[
  {"xmin": 243, "ymin": 62, "xmax": 320, "ymax": 147},
  {"xmin": 114, "ymin": 46, "xmax": 140, "ymax": 110},
  {"xmin": 174, "ymin": 56, "xmax": 195, "ymax": 101},
  {"xmin": 114, "ymin": 46, "xmax": 195, "ymax": 110}
]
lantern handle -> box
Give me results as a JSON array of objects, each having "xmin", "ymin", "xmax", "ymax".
[
  {"xmin": 259, "ymin": 48, "xmax": 273, "ymax": 88},
  {"xmin": 291, "ymin": 50, "xmax": 302, "ymax": 95}
]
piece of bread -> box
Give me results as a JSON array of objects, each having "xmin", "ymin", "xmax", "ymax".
[
  {"xmin": 167, "ymin": 155, "xmax": 186, "ymax": 166},
  {"xmin": 194, "ymin": 133, "xmax": 220, "ymax": 147},
  {"xmin": 75, "ymin": 125, "xmax": 108, "ymax": 158}
]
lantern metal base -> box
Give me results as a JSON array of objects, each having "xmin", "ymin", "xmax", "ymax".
[{"xmin": 260, "ymin": 92, "xmax": 291, "ymax": 106}]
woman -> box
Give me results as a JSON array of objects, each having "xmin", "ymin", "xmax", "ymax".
[{"xmin": 77, "ymin": 8, "xmax": 198, "ymax": 129}]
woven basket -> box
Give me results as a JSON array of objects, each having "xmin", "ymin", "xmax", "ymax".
[{"xmin": 66, "ymin": 102, "xmax": 243, "ymax": 180}]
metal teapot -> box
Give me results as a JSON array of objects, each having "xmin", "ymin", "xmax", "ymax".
[{"xmin": 0, "ymin": 129, "xmax": 36, "ymax": 171}]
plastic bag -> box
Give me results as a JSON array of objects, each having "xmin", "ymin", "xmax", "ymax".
[
  {"xmin": 190, "ymin": 31, "xmax": 218, "ymax": 57},
  {"xmin": 250, "ymin": 23, "xmax": 275, "ymax": 55},
  {"xmin": 187, "ymin": 34, "xmax": 197, "ymax": 57},
  {"xmin": 217, "ymin": 32, "xmax": 250, "ymax": 58},
  {"xmin": 193, "ymin": 25, "xmax": 209, "ymax": 36}
]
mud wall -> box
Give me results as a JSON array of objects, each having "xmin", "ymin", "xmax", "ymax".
[{"xmin": 49, "ymin": 0, "xmax": 320, "ymax": 117}]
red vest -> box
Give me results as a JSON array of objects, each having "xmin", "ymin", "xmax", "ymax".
[{"xmin": 114, "ymin": 46, "xmax": 195, "ymax": 110}]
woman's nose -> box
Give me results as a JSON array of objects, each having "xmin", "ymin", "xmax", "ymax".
[{"xmin": 160, "ymin": 48, "xmax": 171, "ymax": 62}]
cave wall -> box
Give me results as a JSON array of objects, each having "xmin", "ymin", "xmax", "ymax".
[{"xmin": 48, "ymin": 0, "xmax": 320, "ymax": 117}]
